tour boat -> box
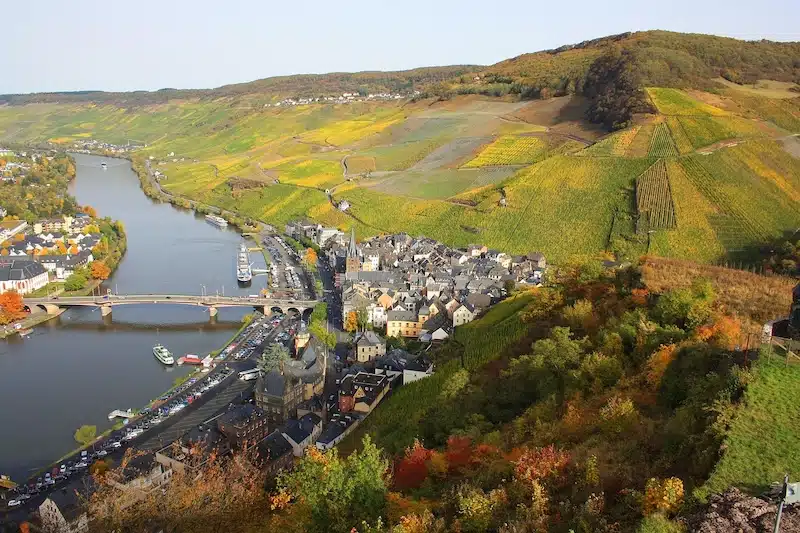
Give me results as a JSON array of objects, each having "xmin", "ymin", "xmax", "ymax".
[
  {"xmin": 237, "ymin": 243, "xmax": 252, "ymax": 282},
  {"xmin": 205, "ymin": 214, "xmax": 228, "ymax": 228},
  {"xmin": 153, "ymin": 344, "xmax": 175, "ymax": 365}
]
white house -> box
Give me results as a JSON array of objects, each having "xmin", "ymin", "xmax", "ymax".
[
  {"xmin": 369, "ymin": 304, "xmax": 387, "ymax": 328},
  {"xmin": 403, "ymin": 358, "xmax": 434, "ymax": 384},
  {"xmin": 281, "ymin": 413, "xmax": 323, "ymax": 457},
  {"xmin": 0, "ymin": 260, "xmax": 49, "ymax": 294},
  {"xmin": 452, "ymin": 303, "xmax": 476, "ymax": 327}
]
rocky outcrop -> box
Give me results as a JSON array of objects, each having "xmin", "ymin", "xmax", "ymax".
[{"xmin": 685, "ymin": 488, "xmax": 800, "ymax": 533}]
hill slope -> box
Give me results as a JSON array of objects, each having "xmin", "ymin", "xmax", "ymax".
[{"xmin": 0, "ymin": 31, "xmax": 798, "ymax": 265}]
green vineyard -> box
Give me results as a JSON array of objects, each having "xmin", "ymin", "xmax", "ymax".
[
  {"xmin": 648, "ymin": 122, "xmax": 679, "ymax": 157},
  {"xmin": 636, "ymin": 159, "xmax": 676, "ymax": 230}
]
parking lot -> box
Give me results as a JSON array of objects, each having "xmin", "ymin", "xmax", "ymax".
[
  {"xmin": 1, "ymin": 311, "xmax": 289, "ymax": 517},
  {"xmin": 262, "ymin": 234, "xmax": 312, "ymax": 300}
]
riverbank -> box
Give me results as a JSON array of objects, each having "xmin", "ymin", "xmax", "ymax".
[
  {"xmin": 0, "ymin": 308, "xmax": 65, "ymax": 339},
  {"xmin": 131, "ymin": 158, "xmax": 260, "ymax": 233}
]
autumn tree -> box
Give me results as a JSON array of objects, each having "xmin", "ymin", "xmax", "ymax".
[
  {"xmin": 394, "ymin": 440, "xmax": 432, "ymax": 490},
  {"xmin": 344, "ymin": 310, "xmax": 358, "ymax": 332},
  {"xmin": 304, "ymin": 247, "xmax": 318, "ymax": 266},
  {"xmin": 82, "ymin": 205, "xmax": 98, "ymax": 217},
  {"xmin": 56, "ymin": 241, "xmax": 67, "ymax": 254},
  {"xmin": 276, "ymin": 435, "xmax": 389, "ymax": 533},
  {"xmin": 90, "ymin": 261, "xmax": 111, "ymax": 280},
  {"xmin": 90, "ymin": 447, "xmax": 267, "ymax": 532},
  {"xmin": 0, "ymin": 290, "xmax": 26, "ymax": 324}
]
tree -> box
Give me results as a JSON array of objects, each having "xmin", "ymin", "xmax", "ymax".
[
  {"xmin": 82, "ymin": 205, "xmax": 98, "ymax": 217},
  {"xmin": 277, "ymin": 435, "xmax": 389, "ymax": 533},
  {"xmin": 503, "ymin": 279, "xmax": 516, "ymax": 294},
  {"xmin": 356, "ymin": 307, "xmax": 369, "ymax": 331},
  {"xmin": 583, "ymin": 46, "xmax": 650, "ymax": 130},
  {"xmin": 344, "ymin": 310, "xmax": 358, "ymax": 332},
  {"xmin": 0, "ymin": 290, "xmax": 26, "ymax": 324},
  {"xmin": 258, "ymin": 343, "xmax": 289, "ymax": 373},
  {"xmin": 74, "ymin": 424, "xmax": 97, "ymax": 446},
  {"xmin": 64, "ymin": 272, "xmax": 87, "ymax": 292},
  {"xmin": 55, "ymin": 240, "xmax": 67, "ymax": 254},
  {"xmin": 304, "ymin": 247, "xmax": 318, "ymax": 266},
  {"xmin": 90, "ymin": 261, "xmax": 111, "ymax": 280}
]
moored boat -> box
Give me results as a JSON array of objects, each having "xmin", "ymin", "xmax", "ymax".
[
  {"xmin": 153, "ymin": 344, "xmax": 175, "ymax": 365},
  {"xmin": 205, "ymin": 214, "xmax": 228, "ymax": 228}
]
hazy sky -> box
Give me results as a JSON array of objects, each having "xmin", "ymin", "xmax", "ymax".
[{"xmin": 3, "ymin": 0, "xmax": 798, "ymax": 94}]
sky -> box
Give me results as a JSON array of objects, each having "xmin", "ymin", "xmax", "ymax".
[{"xmin": 3, "ymin": 0, "xmax": 799, "ymax": 94}]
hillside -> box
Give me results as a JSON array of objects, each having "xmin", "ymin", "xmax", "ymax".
[
  {"xmin": 0, "ymin": 31, "xmax": 799, "ymax": 265},
  {"xmin": 86, "ymin": 259, "xmax": 800, "ymax": 532}
]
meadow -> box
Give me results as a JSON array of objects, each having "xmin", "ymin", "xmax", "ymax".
[{"xmin": 699, "ymin": 356, "xmax": 800, "ymax": 499}]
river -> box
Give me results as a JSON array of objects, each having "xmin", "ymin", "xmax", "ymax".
[{"xmin": 0, "ymin": 154, "xmax": 267, "ymax": 481}]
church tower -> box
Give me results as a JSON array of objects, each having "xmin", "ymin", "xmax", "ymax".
[{"xmin": 346, "ymin": 228, "xmax": 360, "ymax": 273}]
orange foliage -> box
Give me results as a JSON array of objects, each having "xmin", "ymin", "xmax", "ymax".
[
  {"xmin": 0, "ymin": 290, "xmax": 26, "ymax": 325},
  {"xmin": 0, "ymin": 248, "xmax": 7, "ymax": 256},
  {"xmin": 695, "ymin": 314, "xmax": 743, "ymax": 350},
  {"xmin": 514, "ymin": 445, "xmax": 571, "ymax": 488},
  {"xmin": 646, "ymin": 344, "xmax": 677, "ymax": 389},
  {"xmin": 83, "ymin": 205, "xmax": 98, "ymax": 217},
  {"xmin": 631, "ymin": 288, "xmax": 650, "ymax": 306},
  {"xmin": 90, "ymin": 261, "xmax": 111, "ymax": 280}
]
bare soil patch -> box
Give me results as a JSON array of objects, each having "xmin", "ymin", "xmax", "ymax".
[{"xmin": 510, "ymin": 96, "xmax": 605, "ymax": 141}]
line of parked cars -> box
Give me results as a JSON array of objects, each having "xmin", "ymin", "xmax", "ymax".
[{"xmin": 233, "ymin": 320, "xmax": 275, "ymax": 360}]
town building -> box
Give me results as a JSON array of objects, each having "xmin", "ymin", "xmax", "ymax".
[
  {"xmin": 386, "ymin": 309, "xmax": 422, "ymax": 338},
  {"xmin": 338, "ymin": 372, "xmax": 390, "ymax": 414},
  {"xmin": 216, "ymin": 404, "xmax": 270, "ymax": 448},
  {"xmin": 257, "ymin": 430, "xmax": 294, "ymax": 482},
  {"xmin": 255, "ymin": 334, "xmax": 326, "ymax": 425},
  {"xmin": 352, "ymin": 330, "xmax": 386, "ymax": 363},
  {"xmin": 280, "ymin": 412, "xmax": 323, "ymax": 457},
  {"xmin": 0, "ymin": 259, "xmax": 49, "ymax": 294}
]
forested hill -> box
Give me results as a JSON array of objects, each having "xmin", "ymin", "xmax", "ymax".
[
  {"xmin": 2, "ymin": 31, "xmax": 798, "ymax": 106},
  {"xmin": 0, "ymin": 66, "xmax": 479, "ymax": 106}
]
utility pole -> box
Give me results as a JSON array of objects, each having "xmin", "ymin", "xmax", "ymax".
[{"xmin": 774, "ymin": 474, "xmax": 800, "ymax": 533}]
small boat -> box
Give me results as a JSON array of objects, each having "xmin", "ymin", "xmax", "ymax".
[
  {"xmin": 18, "ymin": 328, "xmax": 33, "ymax": 337},
  {"xmin": 101, "ymin": 162, "xmax": 107, "ymax": 169},
  {"xmin": 153, "ymin": 344, "xmax": 175, "ymax": 365},
  {"xmin": 177, "ymin": 354, "xmax": 203, "ymax": 366},
  {"xmin": 205, "ymin": 214, "xmax": 228, "ymax": 228}
]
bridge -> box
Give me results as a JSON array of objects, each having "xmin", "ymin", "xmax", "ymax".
[{"xmin": 25, "ymin": 294, "xmax": 319, "ymax": 320}]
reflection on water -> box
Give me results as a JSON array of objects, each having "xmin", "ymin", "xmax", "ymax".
[{"xmin": 0, "ymin": 154, "xmax": 266, "ymax": 481}]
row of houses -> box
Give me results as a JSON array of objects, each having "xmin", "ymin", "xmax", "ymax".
[{"xmin": 330, "ymin": 229, "xmax": 545, "ymax": 342}]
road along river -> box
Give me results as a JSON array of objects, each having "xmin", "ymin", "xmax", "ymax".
[{"xmin": 0, "ymin": 154, "xmax": 267, "ymax": 481}]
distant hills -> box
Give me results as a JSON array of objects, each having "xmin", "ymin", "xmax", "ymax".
[{"xmin": 2, "ymin": 31, "xmax": 798, "ymax": 106}]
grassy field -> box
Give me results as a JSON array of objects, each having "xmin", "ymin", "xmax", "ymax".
[
  {"xmin": 367, "ymin": 167, "xmax": 516, "ymax": 200},
  {"xmin": 699, "ymin": 355, "xmax": 800, "ymax": 499}
]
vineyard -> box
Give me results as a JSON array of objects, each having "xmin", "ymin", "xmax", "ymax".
[
  {"xmin": 647, "ymin": 87, "xmax": 728, "ymax": 116},
  {"xmin": 463, "ymin": 135, "xmax": 550, "ymax": 166},
  {"xmin": 665, "ymin": 117, "xmax": 694, "ymax": 154},
  {"xmin": 636, "ymin": 159, "xmax": 676, "ymax": 230},
  {"xmin": 343, "ymin": 155, "xmax": 376, "ymax": 175},
  {"xmin": 675, "ymin": 115, "xmax": 762, "ymax": 149},
  {"xmin": 648, "ymin": 122, "xmax": 679, "ymax": 157}
]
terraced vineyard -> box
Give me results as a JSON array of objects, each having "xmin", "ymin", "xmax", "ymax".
[
  {"xmin": 647, "ymin": 87, "xmax": 728, "ymax": 116},
  {"xmin": 636, "ymin": 159, "xmax": 676, "ymax": 230},
  {"xmin": 665, "ymin": 117, "xmax": 694, "ymax": 154},
  {"xmin": 462, "ymin": 135, "xmax": 549, "ymax": 167},
  {"xmin": 648, "ymin": 123, "xmax": 679, "ymax": 157}
]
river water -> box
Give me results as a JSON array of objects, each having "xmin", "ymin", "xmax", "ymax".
[{"xmin": 0, "ymin": 154, "xmax": 267, "ymax": 481}]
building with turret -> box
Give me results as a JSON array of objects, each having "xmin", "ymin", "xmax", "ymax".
[{"xmin": 255, "ymin": 329, "xmax": 327, "ymax": 425}]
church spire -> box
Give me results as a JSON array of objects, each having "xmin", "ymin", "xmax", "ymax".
[{"xmin": 348, "ymin": 227, "xmax": 358, "ymax": 257}]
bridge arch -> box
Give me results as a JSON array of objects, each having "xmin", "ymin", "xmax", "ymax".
[{"xmin": 270, "ymin": 306, "xmax": 284, "ymax": 315}]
